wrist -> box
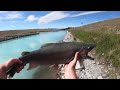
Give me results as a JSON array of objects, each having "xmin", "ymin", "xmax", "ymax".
[
  {"xmin": 66, "ymin": 67, "xmax": 75, "ymax": 71},
  {"xmin": 65, "ymin": 68, "xmax": 77, "ymax": 79},
  {"xmin": 0, "ymin": 64, "xmax": 7, "ymax": 72}
]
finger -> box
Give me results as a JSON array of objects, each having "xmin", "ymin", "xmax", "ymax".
[
  {"xmin": 5, "ymin": 58, "xmax": 23, "ymax": 70},
  {"xmin": 23, "ymin": 63, "xmax": 27, "ymax": 66},
  {"xmin": 74, "ymin": 52, "xmax": 79, "ymax": 60},
  {"xmin": 7, "ymin": 58, "xmax": 22, "ymax": 66},
  {"xmin": 16, "ymin": 65, "xmax": 24, "ymax": 72},
  {"xmin": 10, "ymin": 58, "xmax": 23, "ymax": 64},
  {"xmin": 20, "ymin": 65, "xmax": 24, "ymax": 69},
  {"xmin": 16, "ymin": 68, "xmax": 21, "ymax": 72},
  {"xmin": 16, "ymin": 70, "xmax": 20, "ymax": 73}
]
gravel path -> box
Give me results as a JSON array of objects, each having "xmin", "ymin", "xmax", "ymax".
[{"xmin": 57, "ymin": 31, "xmax": 107, "ymax": 79}]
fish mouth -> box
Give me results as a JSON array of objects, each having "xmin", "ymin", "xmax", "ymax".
[
  {"xmin": 87, "ymin": 44, "xmax": 96, "ymax": 60},
  {"xmin": 78, "ymin": 44, "xmax": 96, "ymax": 60}
]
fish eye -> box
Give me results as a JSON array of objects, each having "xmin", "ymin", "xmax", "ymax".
[{"xmin": 88, "ymin": 46, "xmax": 90, "ymax": 49}]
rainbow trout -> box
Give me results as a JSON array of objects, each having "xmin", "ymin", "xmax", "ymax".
[{"xmin": 6, "ymin": 42, "xmax": 96, "ymax": 78}]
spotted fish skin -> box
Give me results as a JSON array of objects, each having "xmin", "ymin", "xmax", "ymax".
[
  {"xmin": 6, "ymin": 42, "xmax": 96, "ymax": 78},
  {"xmin": 19, "ymin": 42, "xmax": 96, "ymax": 64}
]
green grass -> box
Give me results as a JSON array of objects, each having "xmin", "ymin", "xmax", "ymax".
[{"xmin": 69, "ymin": 29, "xmax": 120, "ymax": 67}]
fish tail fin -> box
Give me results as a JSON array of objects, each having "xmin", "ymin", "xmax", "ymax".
[{"xmin": 21, "ymin": 51, "xmax": 30, "ymax": 56}]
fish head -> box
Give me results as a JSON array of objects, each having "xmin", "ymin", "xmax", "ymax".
[
  {"xmin": 85, "ymin": 43, "xmax": 96, "ymax": 52},
  {"xmin": 78, "ymin": 43, "xmax": 96, "ymax": 60}
]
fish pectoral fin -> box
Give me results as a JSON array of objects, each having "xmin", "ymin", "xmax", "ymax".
[
  {"xmin": 27, "ymin": 62, "xmax": 39, "ymax": 71},
  {"xmin": 49, "ymin": 64, "xmax": 55, "ymax": 68},
  {"xmin": 49, "ymin": 64, "xmax": 58, "ymax": 68}
]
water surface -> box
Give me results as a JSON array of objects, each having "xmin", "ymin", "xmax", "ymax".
[{"xmin": 0, "ymin": 31, "xmax": 66, "ymax": 79}]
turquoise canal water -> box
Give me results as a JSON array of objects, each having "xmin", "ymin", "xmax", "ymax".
[{"xmin": 0, "ymin": 31, "xmax": 67, "ymax": 79}]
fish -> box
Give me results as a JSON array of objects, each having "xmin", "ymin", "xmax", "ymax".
[{"xmin": 6, "ymin": 42, "xmax": 96, "ymax": 78}]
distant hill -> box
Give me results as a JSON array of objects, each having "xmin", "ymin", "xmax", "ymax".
[{"xmin": 67, "ymin": 17, "xmax": 120, "ymax": 34}]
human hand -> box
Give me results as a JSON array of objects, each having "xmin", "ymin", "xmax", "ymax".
[
  {"xmin": 0, "ymin": 58, "xmax": 25, "ymax": 79},
  {"xmin": 64, "ymin": 52, "xmax": 79, "ymax": 79}
]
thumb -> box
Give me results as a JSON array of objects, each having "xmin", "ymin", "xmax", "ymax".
[
  {"xmin": 73, "ymin": 52, "xmax": 79, "ymax": 61},
  {"xmin": 69, "ymin": 52, "xmax": 79, "ymax": 66}
]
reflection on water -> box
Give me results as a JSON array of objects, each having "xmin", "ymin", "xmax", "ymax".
[
  {"xmin": 32, "ymin": 65, "xmax": 59, "ymax": 79},
  {"xmin": 0, "ymin": 31, "xmax": 66, "ymax": 79}
]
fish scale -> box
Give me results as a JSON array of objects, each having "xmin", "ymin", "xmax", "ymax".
[{"xmin": 6, "ymin": 42, "xmax": 96, "ymax": 78}]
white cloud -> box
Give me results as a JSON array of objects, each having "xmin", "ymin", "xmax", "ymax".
[
  {"xmin": 93, "ymin": 21, "xmax": 99, "ymax": 23},
  {"xmin": 70, "ymin": 11, "xmax": 106, "ymax": 17},
  {"xmin": 0, "ymin": 11, "xmax": 9, "ymax": 13},
  {"xmin": 38, "ymin": 11, "xmax": 69, "ymax": 24},
  {"xmin": 5, "ymin": 11, "xmax": 23, "ymax": 19},
  {"xmin": 9, "ymin": 25, "xmax": 16, "ymax": 30},
  {"xmin": 10, "ymin": 25, "xmax": 15, "ymax": 28},
  {"xmin": 25, "ymin": 11, "xmax": 107, "ymax": 25},
  {"xmin": 25, "ymin": 15, "xmax": 38, "ymax": 22},
  {"xmin": 0, "ymin": 11, "xmax": 23, "ymax": 19}
]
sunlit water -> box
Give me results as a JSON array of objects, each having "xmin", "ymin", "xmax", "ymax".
[{"xmin": 0, "ymin": 31, "xmax": 66, "ymax": 79}]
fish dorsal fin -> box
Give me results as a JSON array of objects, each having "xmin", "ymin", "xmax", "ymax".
[
  {"xmin": 41, "ymin": 43, "xmax": 54, "ymax": 48},
  {"xmin": 21, "ymin": 51, "xmax": 30, "ymax": 56}
]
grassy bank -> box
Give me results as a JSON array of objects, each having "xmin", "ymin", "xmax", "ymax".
[{"xmin": 69, "ymin": 29, "xmax": 120, "ymax": 67}]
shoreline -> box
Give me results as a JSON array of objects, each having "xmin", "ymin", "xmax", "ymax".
[
  {"xmin": 0, "ymin": 29, "xmax": 65, "ymax": 42},
  {"xmin": 57, "ymin": 31, "xmax": 81, "ymax": 79},
  {"xmin": 63, "ymin": 31, "xmax": 75, "ymax": 42},
  {"xmin": 0, "ymin": 32, "xmax": 40, "ymax": 42}
]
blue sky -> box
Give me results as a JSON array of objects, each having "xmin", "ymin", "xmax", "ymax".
[{"xmin": 0, "ymin": 11, "xmax": 120, "ymax": 31}]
